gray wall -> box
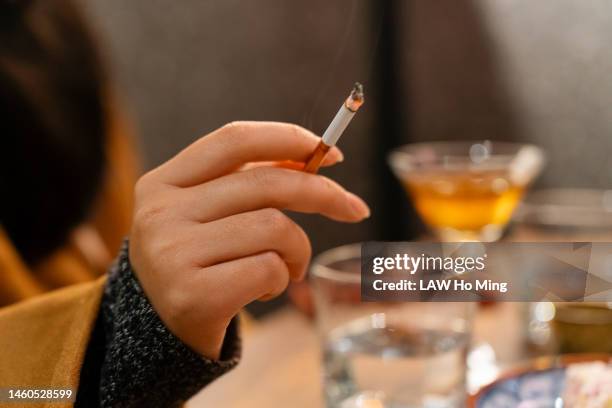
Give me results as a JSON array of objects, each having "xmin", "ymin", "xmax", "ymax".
[
  {"xmin": 402, "ymin": 0, "xmax": 612, "ymax": 188},
  {"xmin": 83, "ymin": 0, "xmax": 612, "ymax": 251}
]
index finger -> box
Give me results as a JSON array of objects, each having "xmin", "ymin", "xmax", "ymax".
[{"xmin": 151, "ymin": 121, "xmax": 343, "ymax": 187}]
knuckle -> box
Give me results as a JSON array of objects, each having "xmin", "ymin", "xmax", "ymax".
[
  {"xmin": 258, "ymin": 251, "xmax": 286, "ymax": 276},
  {"xmin": 221, "ymin": 121, "xmax": 246, "ymax": 137},
  {"xmin": 134, "ymin": 170, "xmax": 171, "ymax": 203},
  {"xmin": 320, "ymin": 176, "xmax": 337, "ymax": 192},
  {"xmin": 249, "ymin": 167, "xmax": 285, "ymax": 194},
  {"xmin": 296, "ymin": 173, "xmax": 321, "ymax": 199},
  {"xmin": 287, "ymin": 123, "xmax": 306, "ymax": 139},
  {"xmin": 260, "ymin": 208, "xmax": 292, "ymax": 234},
  {"xmin": 138, "ymin": 235, "xmax": 183, "ymax": 274},
  {"xmin": 313, "ymin": 176, "xmax": 343, "ymax": 206},
  {"xmin": 297, "ymin": 229, "xmax": 313, "ymax": 266},
  {"xmin": 134, "ymin": 173, "xmax": 154, "ymax": 198},
  {"xmin": 249, "ymin": 166, "xmax": 274, "ymax": 188},
  {"xmin": 134, "ymin": 199, "xmax": 168, "ymax": 230},
  {"xmin": 257, "ymin": 252, "xmax": 289, "ymax": 294},
  {"xmin": 303, "ymin": 232, "xmax": 313, "ymax": 260},
  {"xmin": 292, "ymin": 226, "xmax": 312, "ymax": 275},
  {"xmin": 214, "ymin": 121, "xmax": 249, "ymax": 151}
]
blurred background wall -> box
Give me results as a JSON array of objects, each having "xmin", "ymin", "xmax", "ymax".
[
  {"xmin": 82, "ymin": 0, "xmax": 612, "ymax": 249},
  {"xmin": 401, "ymin": 0, "xmax": 612, "ymax": 189}
]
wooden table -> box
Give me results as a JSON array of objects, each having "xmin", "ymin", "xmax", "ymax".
[{"xmin": 188, "ymin": 303, "xmax": 527, "ymax": 408}]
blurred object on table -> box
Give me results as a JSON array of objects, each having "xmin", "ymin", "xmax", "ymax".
[
  {"xmin": 512, "ymin": 189, "xmax": 612, "ymax": 355},
  {"xmin": 526, "ymin": 301, "xmax": 612, "ymax": 355},
  {"xmin": 470, "ymin": 354, "xmax": 612, "ymax": 408},
  {"xmin": 552, "ymin": 303, "xmax": 612, "ymax": 354},
  {"xmin": 512, "ymin": 188, "xmax": 612, "ymax": 241}
]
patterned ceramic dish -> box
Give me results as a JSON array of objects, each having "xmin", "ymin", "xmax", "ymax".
[{"xmin": 470, "ymin": 354, "xmax": 612, "ymax": 408}]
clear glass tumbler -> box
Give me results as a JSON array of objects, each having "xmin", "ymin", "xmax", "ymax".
[{"xmin": 311, "ymin": 244, "xmax": 475, "ymax": 408}]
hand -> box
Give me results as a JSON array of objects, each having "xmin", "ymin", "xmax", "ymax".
[{"xmin": 129, "ymin": 122, "xmax": 370, "ymax": 359}]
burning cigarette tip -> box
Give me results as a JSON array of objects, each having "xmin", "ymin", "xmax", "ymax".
[
  {"xmin": 351, "ymin": 82, "xmax": 364, "ymax": 101},
  {"xmin": 346, "ymin": 82, "xmax": 365, "ymax": 112}
]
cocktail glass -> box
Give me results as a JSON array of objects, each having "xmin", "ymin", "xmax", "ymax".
[{"xmin": 388, "ymin": 141, "xmax": 545, "ymax": 242}]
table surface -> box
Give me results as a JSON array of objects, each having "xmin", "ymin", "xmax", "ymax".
[{"xmin": 188, "ymin": 303, "xmax": 528, "ymax": 408}]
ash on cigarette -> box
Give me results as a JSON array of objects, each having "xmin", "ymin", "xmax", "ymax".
[{"xmin": 351, "ymin": 82, "xmax": 364, "ymax": 101}]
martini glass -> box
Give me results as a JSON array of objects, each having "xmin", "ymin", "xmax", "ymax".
[{"xmin": 388, "ymin": 141, "xmax": 545, "ymax": 242}]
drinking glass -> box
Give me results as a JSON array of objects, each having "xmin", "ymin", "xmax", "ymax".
[
  {"xmin": 388, "ymin": 141, "xmax": 544, "ymax": 242},
  {"xmin": 311, "ymin": 244, "xmax": 474, "ymax": 408},
  {"xmin": 512, "ymin": 188, "xmax": 612, "ymax": 351}
]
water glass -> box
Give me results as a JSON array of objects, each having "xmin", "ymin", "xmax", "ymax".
[{"xmin": 311, "ymin": 244, "xmax": 474, "ymax": 408}]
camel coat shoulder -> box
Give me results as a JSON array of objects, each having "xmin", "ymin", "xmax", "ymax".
[{"xmin": 0, "ymin": 276, "xmax": 106, "ymax": 408}]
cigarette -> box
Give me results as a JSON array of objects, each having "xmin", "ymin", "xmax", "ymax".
[{"xmin": 304, "ymin": 82, "xmax": 365, "ymax": 174}]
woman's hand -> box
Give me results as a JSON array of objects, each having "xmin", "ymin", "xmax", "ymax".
[{"xmin": 129, "ymin": 121, "xmax": 370, "ymax": 359}]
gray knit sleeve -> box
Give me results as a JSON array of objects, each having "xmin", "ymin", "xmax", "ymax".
[{"xmin": 97, "ymin": 241, "xmax": 241, "ymax": 408}]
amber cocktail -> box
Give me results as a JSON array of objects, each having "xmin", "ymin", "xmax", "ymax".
[{"xmin": 389, "ymin": 141, "xmax": 544, "ymax": 241}]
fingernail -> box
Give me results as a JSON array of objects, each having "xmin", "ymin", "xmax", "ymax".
[
  {"xmin": 336, "ymin": 149, "xmax": 345, "ymax": 162},
  {"xmin": 322, "ymin": 149, "xmax": 344, "ymax": 167},
  {"xmin": 346, "ymin": 192, "xmax": 370, "ymax": 219}
]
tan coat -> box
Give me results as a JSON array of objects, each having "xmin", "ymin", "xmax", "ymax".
[{"xmin": 0, "ymin": 276, "xmax": 105, "ymax": 408}]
